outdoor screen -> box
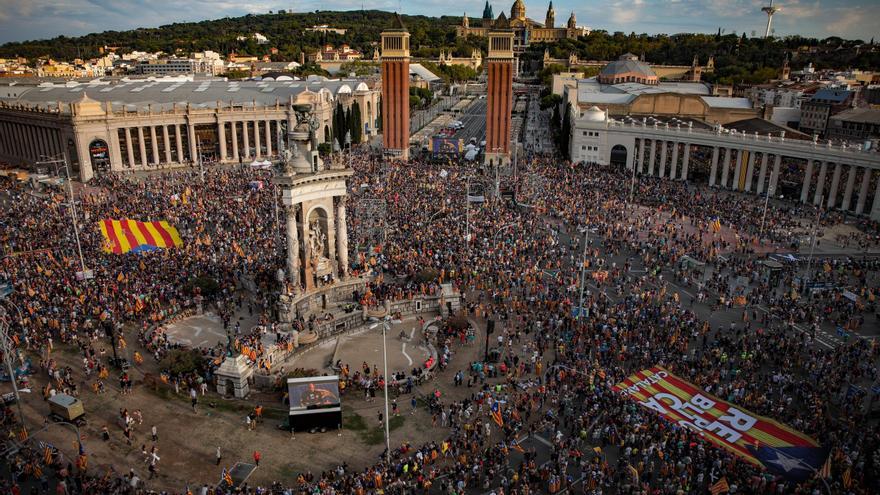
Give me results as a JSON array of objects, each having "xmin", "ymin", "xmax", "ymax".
[{"xmin": 287, "ymin": 375, "xmax": 341, "ymax": 415}]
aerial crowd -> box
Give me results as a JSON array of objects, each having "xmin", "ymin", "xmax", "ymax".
[{"xmin": 0, "ymin": 142, "xmax": 878, "ymax": 494}]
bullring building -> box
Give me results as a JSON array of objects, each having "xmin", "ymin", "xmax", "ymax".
[{"xmin": 0, "ymin": 76, "xmax": 380, "ymax": 180}]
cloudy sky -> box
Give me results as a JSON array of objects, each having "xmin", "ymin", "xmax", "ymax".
[{"xmin": 0, "ymin": 0, "xmax": 877, "ymax": 44}]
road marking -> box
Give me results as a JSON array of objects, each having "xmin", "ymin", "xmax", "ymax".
[{"xmin": 401, "ymin": 343, "xmax": 412, "ymax": 366}]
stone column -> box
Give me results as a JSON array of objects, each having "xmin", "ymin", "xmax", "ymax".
[
  {"xmin": 302, "ymin": 216, "xmax": 313, "ymax": 292},
  {"xmin": 124, "ymin": 127, "xmax": 135, "ymax": 167},
  {"xmin": 827, "ymin": 163, "xmax": 842, "ymax": 209},
  {"xmin": 108, "ymin": 128, "xmax": 123, "ymax": 171},
  {"xmin": 768, "ymin": 155, "xmax": 782, "ymax": 197},
  {"xmin": 658, "ymin": 141, "xmax": 668, "ymax": 178},
  {"xmin": 242, "ymin": 121, "xmax": 250, "ymax": 159},
  {"xmin": 800, "ymin": 159, "xmax": 814, "ymax": 203},
  {"xmin": 680, "ymin": 143, "xmax": 690, "ymax": 181},
  {"xmin": 253, "ymin": 121, "xmax": 261, "ymax": 158},
  {"xmin": 187, "ymin": 122, "xmax": 198, "ymax": 164},
  {"xmin": 709, "ymin": 147, "xmax": 719, "ymax": 186},
  {"xmin": 856, "ymin": 168, "xmax": 871, "ymax": 215},
  {"xmin": 720, "ymin": 148, "xmax": 732, "ymax": 189},
  {"xmin": 647, "ymin": 140, "xmax": 656, "ymax": 176},
  {"xmin": 632, "ymin": 139, "xmax": 641, "ymax": 172},
  {"xmin": 175, "ymin": 124, "xmax": 184, "ymax": 162},
  {"xmin": 732, "ymin": 150, "xmax": 744, "ymax": 190},
  {"xmin": 163, "ymin": 125, "xmax": 172, "ymax": 164},
  {"xmin": 218, "ymin": 121, "xmax": 227, "ymax": 161},
  {"xmin": 231, "ymin": 121, "xmax": 239, "ymax": 162},
  {"xmin": 150, "ymin": 126, "xmax": 160, "ymax": 165},
  {"xmin": 841, "ymin": 165, "xmax": 857, "ymax": 211},
  {"xmin": 756, "ymin": 153, "xmax": 769, "ymax": 194},
  {"xmin": 285, "ymin": 205, "xmax": 300, "ymax": 294},
  {"xmin": 744, "ymin": 151, "xmax": 756, "ymax": 192},
  {"xmin": 137, "ymin": 127, "xmax": 148, "ymax": 167},
  {"xmin": 264, "ymin": 120, "xmax": 272, "ymax": 157},
  {"xmin": 813, "ymin": 161, "xmax": 828, "ymax": 205},
  {"xmin": 336, "ymin": 199, "xmax": 349, "ymax": 278},
  {"xmin": 669, "ymin": 142, "xmax": 679, "ymax": 180},
  {"xmin": 871, "ymin": 174, "xmax": 880, "ymax": 221}
]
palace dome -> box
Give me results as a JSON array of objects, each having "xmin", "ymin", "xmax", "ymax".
[
  {"xmin": 598, "ymin": 53, "xmax": 658, "ymax": 85},
  {"xmin": 582, "ymin": 106, "xmax": 606, "ymax": 123}
]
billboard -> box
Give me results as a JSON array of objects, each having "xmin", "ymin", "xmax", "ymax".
[
  {"xmin": 432, "ymin": 137, "xmax": 463, "ymax": 155},
  {"xmin": 613, "ymin": 367, "xmax": 828, "ymax": 481},
  {"xmin": 287, "ymin": 375, "xmax": 340, "ymax": 416}
]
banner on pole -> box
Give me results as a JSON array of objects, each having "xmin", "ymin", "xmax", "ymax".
[{"xmin": 613, "ymin": 367, "xmax": 828, "ymax": 481}]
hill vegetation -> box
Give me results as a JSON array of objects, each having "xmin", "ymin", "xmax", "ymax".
[{"xmin": 1, "ymin": 10, "xmax": 876, "ymax": 86}]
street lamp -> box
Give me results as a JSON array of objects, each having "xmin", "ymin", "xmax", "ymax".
[
  {"xmin": 369, "ymin": 315, "xmax": 401, "ymax": 464},
  {"xmin": 576, "ymin": 225, "xmax": 591, "ymax": 321},
  {"xmin": 36, "ymin": 154, "xmax": 87, "ymax": 276},
  {"xmin": 0, "ymin": 300, "xmax": 28, "ymax": 436},
  {"xmin": 758, "ymin": 193, "xmax": 782, "ymax": 240}
]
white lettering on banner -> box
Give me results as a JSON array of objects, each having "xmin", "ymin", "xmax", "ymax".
[
  {"xmin": 641, "ymin": 391, "xmax": 744, "ymax": 444},
  {"xmin": 704, "ymin": 421, "xmax": 742, "ymax": 443},
  {"xmin": 623, "ymin": 370, "xmax": 669, "ymax": 396},
  {"xmin": 719, "ymin": 407, "xmax": 757, "ymax": 432}
]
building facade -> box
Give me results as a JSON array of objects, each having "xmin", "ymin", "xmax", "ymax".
[
  {"xmin": 800, "ymin": 88, "xmax": 854, "ymax": 137},
  {"xmin": 0, "ymin": 78, "xmax": 380, "ymax": 180},
  {"xmin": 456, "ymin": 1, "xmax": 587, "ymax": 52},
  {"xmin": 568, "ymin": 106, "xmax": 880, "ymax": 221}
]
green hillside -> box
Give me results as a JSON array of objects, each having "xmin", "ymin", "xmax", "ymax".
[{"xmin": 0, "ymin": 10, "xmax": 464, "ymax": 61}]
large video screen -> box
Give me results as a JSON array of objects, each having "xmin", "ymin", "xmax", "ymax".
[{"xmin": 287, "ymin": 375, "xmax": 341, "ymax": 416}]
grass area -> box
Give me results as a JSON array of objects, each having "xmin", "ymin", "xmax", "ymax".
[
  {"xmin": 357, "ymin": 414, "xmax": 405, "ymax": 445},
  {"xmin": 342, "ymin": 411, "xmax": 369, "ymax": 430},
  {"xmin": 144, "ymin": 382, "xmax": 286, "ymax": 419}
]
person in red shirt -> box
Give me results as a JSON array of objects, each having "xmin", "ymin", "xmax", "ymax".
[{"xmin": 253, "ymin": 450, "xmax": 261, "ymax": 466}]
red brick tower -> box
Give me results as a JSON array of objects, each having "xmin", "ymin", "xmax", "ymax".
[
  {"xmin": 485, "ymin": 13, "xmax": 514, "ymax": 166},
  {"xmin": 380, "ymin": 14, "xmax": 411, "ymax": 160}
]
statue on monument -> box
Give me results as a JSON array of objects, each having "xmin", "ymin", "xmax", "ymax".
[{"xmin": 308, "ymin": 219, "xmax": 327, "ymax": 266}]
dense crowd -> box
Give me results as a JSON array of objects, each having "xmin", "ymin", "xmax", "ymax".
[{"xmin": 1, "ymin": 145, "xmax": 879, "ymax": 494}]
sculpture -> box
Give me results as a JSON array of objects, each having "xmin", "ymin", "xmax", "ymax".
[{"xmin": 308, "ymin": 219, "xmax": 327, "ymax": 266}]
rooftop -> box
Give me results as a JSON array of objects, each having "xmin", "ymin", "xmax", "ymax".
[
  {"xmin": 0, "ymin": 77, "xmax": 374, "ymax": 112},
  {"xmin": 829, "ymin": 107, "xmax": 880, "ymax": 124}
]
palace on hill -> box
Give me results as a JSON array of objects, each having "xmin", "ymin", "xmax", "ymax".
[{"xmin": 456, "ymin": 1, "xmax": 589, "ymax": 52}]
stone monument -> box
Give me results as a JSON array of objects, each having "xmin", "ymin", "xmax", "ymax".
[
  {"xmin": 274, "ymin": 103, "xmax": 354, "ymax": 321},
  {"xmin": 215, "ymin": 354, "xmax": 254, "ymax": 398}
]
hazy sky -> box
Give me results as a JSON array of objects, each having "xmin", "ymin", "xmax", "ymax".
[{"xmin": 0, "ymin": 0, "xmax": 877, "ymax": 44}]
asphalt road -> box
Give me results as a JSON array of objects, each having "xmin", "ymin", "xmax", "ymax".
[{"xmin": 450, "ymin": 99, "xmax": 488, "ymax": 147}]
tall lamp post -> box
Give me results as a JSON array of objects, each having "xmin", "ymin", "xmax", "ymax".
[
  {"xmin": 0, "ymin": 299, "xmax": 28, "ymax": 436},
  {"xmin": 576, "ymin": 226, "xmax": 590, "ymax": 321},
  {"xmin": 36, "ymin": 154, "xmax": 87, "ymax": 276},
  {"xmin": 369, "ymin": 315, "xmax": 400, "ymax": 464}
]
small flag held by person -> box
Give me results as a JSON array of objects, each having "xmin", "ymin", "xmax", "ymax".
[{"xmin": 709, "ymin": 477, "xmax": 729, "ymax": 495}]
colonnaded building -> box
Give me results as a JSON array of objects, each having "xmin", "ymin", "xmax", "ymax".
[
  {"xmin": 569, "ymin": 106, "xmax": 880, "ymax": 221},
  {"xmin": 0, "ymin": 76, "xmax": 380, "ymax": 180}
]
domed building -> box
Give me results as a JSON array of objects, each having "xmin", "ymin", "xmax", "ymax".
[
  {"xmin": 455, "ymin": 1, "xmax": 589, "ymax": 51},
  {"xmin": 598, "ymin": 53, "xmax": 659, "ymax": 86}
]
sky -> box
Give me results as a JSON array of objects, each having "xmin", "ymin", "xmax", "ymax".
[{"xmin": 0, "ymin": 0, "xmax": 877, "ymax": 44}]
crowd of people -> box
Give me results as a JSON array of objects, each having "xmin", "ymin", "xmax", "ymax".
[{"xmin": 1, "ymin": 140, "xmax": 879, "ymax": 495}]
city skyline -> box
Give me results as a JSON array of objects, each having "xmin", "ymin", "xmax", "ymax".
[{"xmin": 0, "ymin": 0, "xmax": 877, "ymax": 46}]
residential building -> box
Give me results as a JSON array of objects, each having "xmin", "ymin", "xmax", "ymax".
[
  {"xmin": 826, "ymin": 107, "xmax": 880, "ymax": 144},
  {"xmin": 800, "ymin": 88, "xmax": 854, "ymax": 137}
]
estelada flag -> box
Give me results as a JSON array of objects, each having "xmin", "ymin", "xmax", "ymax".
[
  {"xmin": 99, "ymin": 219, "xmax": 183, "ymax": 254},
  {"xmin": 709, "ymin": 477, "xmax": 729, "ymax": 494},
  {"xmin": 614, "ymin": 367, "xmax": 829, "ymax": 482}
]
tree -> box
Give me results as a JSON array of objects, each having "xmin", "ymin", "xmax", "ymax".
[
  {"xmin": 349, "ymin": 100, "xmax": 363, "ymax": 143},
  {"xmin": 333, "ymin": 101, "xmax": 346, "ymax": 150},
  {"xmin": 560, "ymin": 104, "xmax": 571, "ymax": 160}
]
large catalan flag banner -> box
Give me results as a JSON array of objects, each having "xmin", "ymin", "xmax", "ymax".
[
  {"xmin": 99, "ymin": 219, "xmax": 183, "ymax": 254},
  {"xmin": 613, "ymin": 367, "xmax": 829, "ymax": 481}
]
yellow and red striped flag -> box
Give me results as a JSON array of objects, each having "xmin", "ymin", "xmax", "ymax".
[
  {"xmin": 99, "ymin": 219, "xmax": 183, "ymax": 254},
  {"xmin": 709, "ymin": 477, "xmax": 729, "ymax": 495}
]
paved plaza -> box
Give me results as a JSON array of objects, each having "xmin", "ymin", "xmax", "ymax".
[{"xmin": 290, "ymin": 315, "xmax": 436, "ymax": 375}]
